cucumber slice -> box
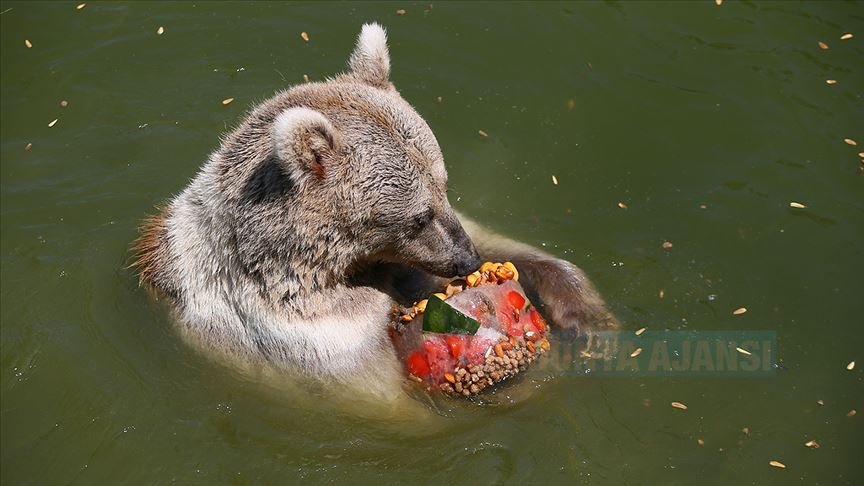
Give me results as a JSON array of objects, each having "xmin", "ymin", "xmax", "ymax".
[{"xmin": 422, "ymin": 295, "xmax": 481, "ymax": 335}]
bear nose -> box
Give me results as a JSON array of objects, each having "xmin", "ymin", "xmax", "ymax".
[{"xmin": 453, "ymin": 247, "xmax": 482, "ymax": 276}]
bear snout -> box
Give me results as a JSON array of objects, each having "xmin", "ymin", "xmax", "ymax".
[
  {"xmin": 448, "ymin": 224, "xmax": 482, "ymax": 276},
  {"xmin": 452, "ymin": 250, "xmax": 482, "ymax": 277}
]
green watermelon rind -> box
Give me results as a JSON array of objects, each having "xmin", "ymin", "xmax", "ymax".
[{"xmin": 422, "ymin": 295, "xmax": 481, "ymax": 335}]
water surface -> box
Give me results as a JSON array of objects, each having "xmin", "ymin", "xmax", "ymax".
[{"xmin": 2, "ymin": 1, "xmax": 863, "ymax": 484}]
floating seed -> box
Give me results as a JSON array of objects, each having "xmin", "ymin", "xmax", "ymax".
[
  {"xmin": 659, "ymin": 289, "xmax": 665, "ymax": 299},
  {"xmin": 662, "ymin": 241, "xmax": 673, "ymax": 250},
  {"xmin": 303, "ymin": 74, "xmax": 310, "ymax": 83},
  {"xmin": 816, "ymin": 399, "xmax": 824, "ymax": 406},
  {"xmin": 769, "ymin": 460, "xmax": 786, "ymax": 469},
  {"xmin": 48, "ymin": 118, "xmax": 58, "ymax": 128},
  {"xmin": 847, "ymin": 409, "xmax": 857, "ymax": 417},
  {"xmin": 742, "ymin": 427, "xmax": 750, "ymax": 435},
  {"xmin": 671, "ymin": 401, "xmax": 688, "ymax": 410},
  {"xmin": 844, "ymin": 138, "xmax": 858, "ymax": 146},
  {"xmin": 630, "ymin": 348, "xmax": 642, "ymax": 358},
  {"xmin": 715, "ymin": 0, "xmax": 722, "ymax": 5},
  {"xmin": 736, "ymin": 346, "xmax": 752, "ymax": 356},
  {"xmin": 818, "ymin": 41, "xmax": 829, "ymax": 49},
  {"xmin": 552, "ymin": 175, "xmax": 558, "ymax": 185},
  {"xmin": 478, "ymin": 129, "xmax": 488, "ymax": 137},
  {"xmin": 60, "ymin": 100, "xmax": 69, "ymax": 107},
  {"xmin": 635, "ymin": 327, "xmax": 646, "ymax": 336},
  {"xmin": 76, "ymin": 3, "xmax": 86, "ymax": 9},
  {"xmin": 789, "ymin": 202, "xmax": 806, "ymax": 208},
  {"xmin": 840, "ymin": 33, "xmax": 853, "ymax": 40},
  {"xmin": 301, "ymin": 31, "xmax": 309, "ymax": 42},
  {"xmin": 847, "ymin": 360, "xmax": 855, "ymax": 370},
  {"xmin": 804, "ymin": 440, "xmax": 820, "ymax": 449},
  {"xmin": 157, "ymin": 26, "xmax": 165, "ymax": 35},
  {"xmin": 222, "ymin": 98, "xmax": 234, "ymax": 105},
  {"xmin": 25, "ymin": 39, "xmax": 33, "ymax": 48},
  {"xmin": 733, "ymin": 307, "xmax": 747, "ymax": 315},
  {"xmin": 697, "ymin": 439, "xmax": 705, "ymax": 445},
  {"xmin": 826, "ymin": 79, "xmax": 837, "ymax": 85},
  {"xmin": 396, "ymin": 9, "xmax": 406, "ymax": 15},
  {"xmin": 618, "ymin": 201, "xmax": 628, "ymax": 209}
]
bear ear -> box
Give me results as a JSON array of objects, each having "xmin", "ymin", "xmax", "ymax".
[
  {"xmin": 347, "ymin": 23, "xmax": 392, "ymax": 88},
  {"xmin": 272, "ymin": 107, "xmax": 342, "ymax": 181}
]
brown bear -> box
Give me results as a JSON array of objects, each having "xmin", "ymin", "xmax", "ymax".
[{"xmin": 131, "ymin": 23, "xmax": 615, "ymax": 397}]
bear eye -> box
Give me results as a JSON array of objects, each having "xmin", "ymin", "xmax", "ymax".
[{"xmin": 411, "ymin": 210, "xmax": 433, "ymax": 232}]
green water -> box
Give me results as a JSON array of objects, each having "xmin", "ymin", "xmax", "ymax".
[{"xmin": 2, "ymin": 1, "xmax": 862, "ymax": 484}]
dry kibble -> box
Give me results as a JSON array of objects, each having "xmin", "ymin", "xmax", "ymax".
[
  {"xmin": 502, "ymin": 261, "xmax": 518, "ymax": 281},
  {"xmin": 671, "ymin": 401, "xmax": 688, "ymax": 410},
  {"xmin": 414, "ymin": 299, "xmax": 428, "ymax": 313},
  {"xmin": 157, "ymin": 26, "xmax": 165, "ymax": 35},
  {"xmin": 818, "ymin": 41, "xmax": 829, "ymax": 49},
  {"xmin": 300, "ymin": 31, "xmax": 310, "ymax": 42},
  {"xmin": 25, "ymin": 39, "xmax": 33, "ymax": 48},
  {"xmin": 733, "ymin": 307, "xmax": 747, "ymax": 315},
  {"xmin": 789, "ymin": 202, "xmax": 806, "ymax": 209},
  {"xmin": 736, "ymin": 346, "xmax": 752, "ymax": 356},
  {"xmin": 769, "ymin": 460, "xmax": 786, "ymax": 469},
  {"xmin": 840, "ymin": 33, "xmax": 853, "ymax": 40},
  {"xmin": 222, "ymin": 98, "xmax": 234, "ymax": 105}
]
